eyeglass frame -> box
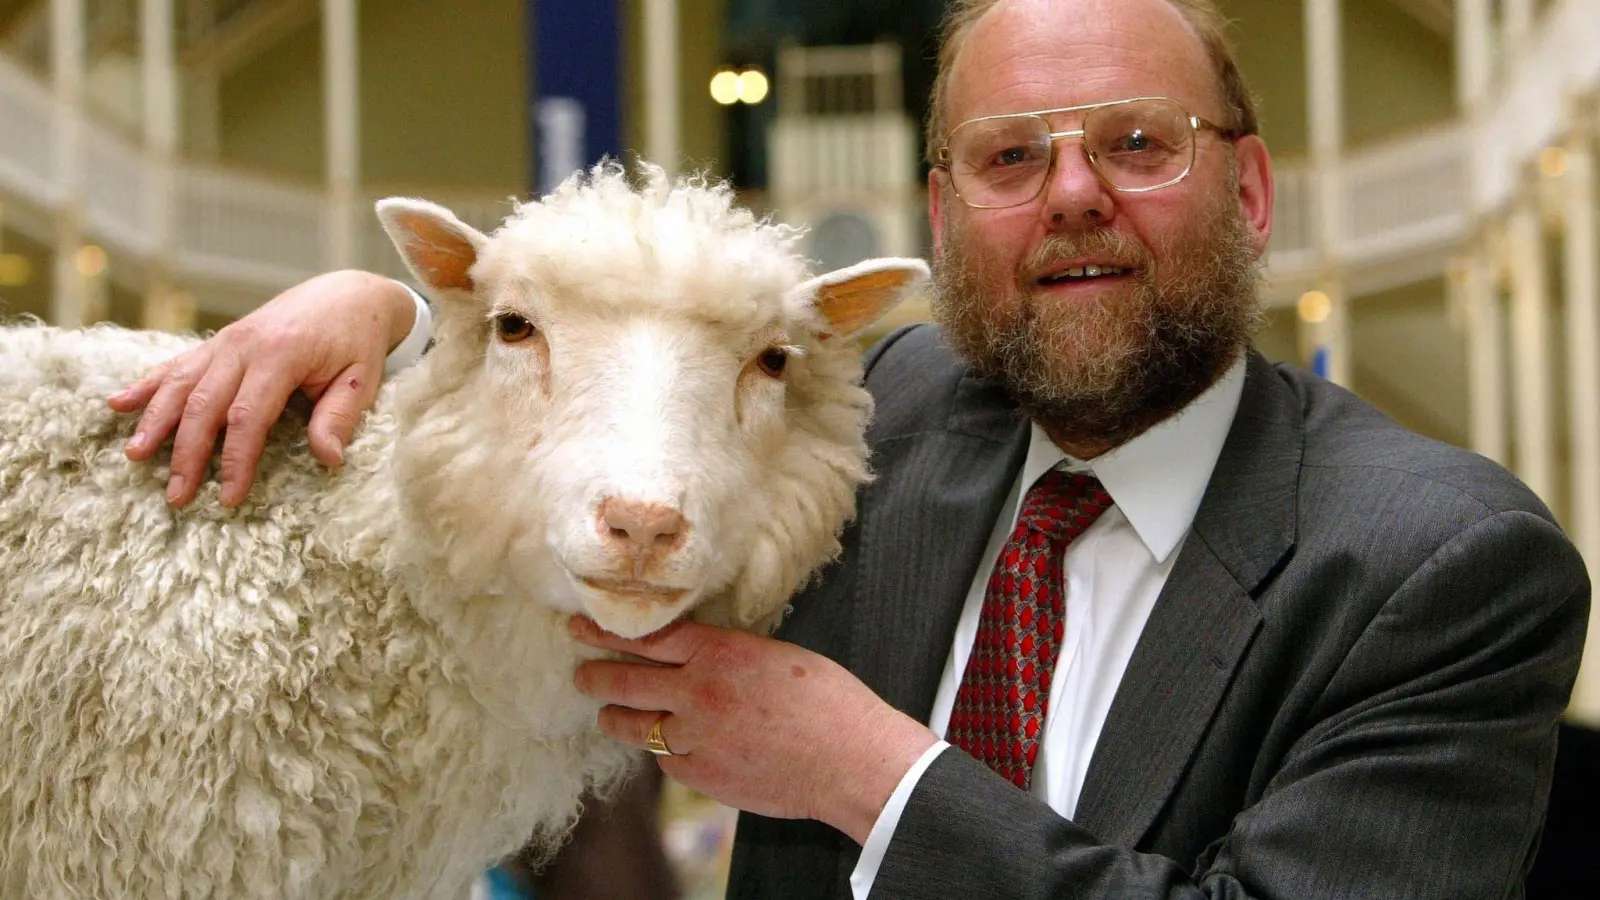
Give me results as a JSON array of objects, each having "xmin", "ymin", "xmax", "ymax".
[{"xmin": 932, "ymin": 96, "xmax": 1243, "ymax": 210}]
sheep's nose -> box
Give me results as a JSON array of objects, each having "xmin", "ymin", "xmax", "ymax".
[{"xmin": 597, "ymin": 497, "xmax": 688, "ymax": 561}]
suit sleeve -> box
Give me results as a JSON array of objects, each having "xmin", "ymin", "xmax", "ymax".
[{"xmin": 869, "ymin": 509, "xmax": 1589, "ymax": 899}]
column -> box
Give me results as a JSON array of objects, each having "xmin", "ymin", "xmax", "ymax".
[
  {"xmin": 643, "ymin": 0, "xmax": 680, "ymax": 176},
  {"xmin": 1451, "ymin": 252, "xmax": 1508, "ymax": 466},
  {"xmin": 1506, "ymin": 202, "xmax": 1556, "ymax": 502},
  {"xmin": 1302, "ymin": 0, "xmax": 1349, "ymax": 384},
  {"xmin": 1454, "ymin": 0, "xmax": 1493, "ymax": 111},
  {"xmin": 323, "ymin": 0, "xmax": 360, "ymax": 271},
  {"xmin": 50, "ymin": 0, "xmax": 87, "ymax": 327},
  {"xmin": 1562, "ymin": 125, "xmax": 1600, "ymax": 566},
  {"xmin": 1502, "ymin": 0, "xmax": 1534, "ymax": 52},
  {"xmin": 141, "ymin": 0, "xmax": 190, "ymax": 331},
  {"xmin": 1560, "ymin": 122, "xmax": 1600, "ymax": 727}
]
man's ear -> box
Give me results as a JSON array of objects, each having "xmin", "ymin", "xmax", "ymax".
[
  {"xmin": 1233, "ymin": 135, "xmax": 1274, "ymax": 259},
  {"xmin": 376, "ymin": 197, "xmax": 489, "ymax": 293},
  {"xmin": 787, "ymin": 258, "xmax": 931, "ymax": 340}
]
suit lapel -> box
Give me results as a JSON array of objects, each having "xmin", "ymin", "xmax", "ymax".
[
  {"xmin": 1075, "ymin": 353, "xmax": 1302, "ymax": 848},
  {"xmin": 848, "ymin": 374, "xmax": 1030, "ymax": 722}
]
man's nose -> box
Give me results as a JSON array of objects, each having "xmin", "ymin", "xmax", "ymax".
[{"xmin": 1038, "ymin": 141, "xmax": 1117, "ymax": 226}]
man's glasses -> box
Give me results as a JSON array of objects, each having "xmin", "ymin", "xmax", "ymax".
[{"xmin": 934, "ymin": 97, "xmax": 1239, "ymax": 210}]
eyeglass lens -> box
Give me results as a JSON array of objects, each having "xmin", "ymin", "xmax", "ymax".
[{"xmin": 947, "ymin": 98, "xmax": 1197, "ymax": 207}]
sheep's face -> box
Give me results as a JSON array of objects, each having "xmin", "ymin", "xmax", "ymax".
[{"xmin": 378, "ymin": 166, "xmax": 927, "ymax": 639}]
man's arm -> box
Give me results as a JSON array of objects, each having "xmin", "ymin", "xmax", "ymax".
[
  {"xmin": 108, "ymin": 270, "xmax": 420, "ymax": 507},
  {"xmin": 872, "ymin": 509, "xmax": 1588, "ymax": 899}
]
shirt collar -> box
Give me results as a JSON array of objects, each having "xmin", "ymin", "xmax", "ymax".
[{"xmin": 1017, "ymin": 352, "xmax": 1248, "ymax": 564}]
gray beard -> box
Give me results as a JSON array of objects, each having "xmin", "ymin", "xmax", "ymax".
[{"xmin": 930, "ymin": 200, "xmax": 1263, "ymax": 453}]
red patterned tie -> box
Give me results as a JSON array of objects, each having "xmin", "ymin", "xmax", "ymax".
[{"xmin": 947, "ymin": 469, "xmax": 1114, "ymax": 790}]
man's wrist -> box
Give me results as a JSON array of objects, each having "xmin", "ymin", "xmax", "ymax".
[
  {"xmin": 824, "ymin": 711, "xmax": 941, "ymax": 844},
  {"xmin": 385, "ymin": 278, "xmax": 422, "ymax": 352}
]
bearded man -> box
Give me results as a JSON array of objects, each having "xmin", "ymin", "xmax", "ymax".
[{"xmin": 110, "ymin": 0, "xmax": 1587, "ymax": 896}]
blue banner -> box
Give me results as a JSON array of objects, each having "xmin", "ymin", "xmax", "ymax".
[{"xmin": 531, "ymin": 0, "xmax": 623, "ymax": 194}]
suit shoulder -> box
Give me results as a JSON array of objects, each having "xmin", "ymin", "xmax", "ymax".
[
  {"xmin": 860, "ymin": 324, "xmax": 978, "ymax": 441},
  {"xmin": 1280, "ymin": 363, "xmax": 1551, "ymax": 521}
]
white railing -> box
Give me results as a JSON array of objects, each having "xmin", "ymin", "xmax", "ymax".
[
  {"xmin": 0, "ymin": 53, "xmax": 59, "ymax": 205},
  {"xmin": 769, "ymin": 114, "xmax": 919, "ymax": 203},
  {"xmin": 81, "ymin": 115, "xmax": 156, "ymax": 256},
  {"xmin": 175, "ymin": 164, "xmax": 327, "ymax": 289},
  {"xmin": 1340, "ymin": 124, "xmax": 1470, "ymax": 265},
  {"xmin": 1266, "ymin": 162, "xmax": 1316, "ymax": 277}
]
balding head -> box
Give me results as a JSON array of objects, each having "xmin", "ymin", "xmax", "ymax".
[{"xmin": 924, "ymin": 0, "xmax": 1258, "ymax": 164}]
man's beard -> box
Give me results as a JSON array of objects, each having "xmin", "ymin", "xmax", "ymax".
[{"xmin": 930, "ymin": 192, "xmax": 1263, "ymax": 453}]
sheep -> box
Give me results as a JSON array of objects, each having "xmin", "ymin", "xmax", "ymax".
[{"xmin": 0, "ymin": 161, "xmax": 929, "ymax": 900}]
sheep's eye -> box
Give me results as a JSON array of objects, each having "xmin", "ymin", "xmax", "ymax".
[
  {"xmin": 756, "ymin": 347, "xmax": 789, "ymax": 379},
  {"xmin": 494, "ymin": 313, "xmax": 535, "ymax": 343}
]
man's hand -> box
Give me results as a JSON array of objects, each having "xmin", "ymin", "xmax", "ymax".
[
  {"xmin": 570, "ymin": 616, "xmax": 940, "ymax": 845},
  {"xmin": 108, "ymin": 270, "xmax": 417, "ymax": 508}
]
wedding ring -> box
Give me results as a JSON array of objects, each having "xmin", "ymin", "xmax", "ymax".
[{"xmin": 645, "ymin": 714, "xmax": 677, "ymax": 757}]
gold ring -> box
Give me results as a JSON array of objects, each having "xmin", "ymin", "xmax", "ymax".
[{"xmin": 645, "ymin": 714, "xmax": 677, "ymax": 757}]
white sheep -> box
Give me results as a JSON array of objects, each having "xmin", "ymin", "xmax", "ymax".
[{"xmin": 0, "ymin": 162, "xmax": 928, "ymax": 899}]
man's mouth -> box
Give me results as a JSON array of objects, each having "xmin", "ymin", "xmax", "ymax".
[{"xmin": 1037, "ymin": 265, "xmax": 1134, "ymax": 286}]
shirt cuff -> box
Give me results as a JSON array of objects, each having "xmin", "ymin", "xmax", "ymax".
[
  {"xmin": 849, "ymin": 741, "xmax": 951, "ymax": 900},
  {"xmin": 383, "ymin": 282, "xmax": 433, "ymax": 377}
]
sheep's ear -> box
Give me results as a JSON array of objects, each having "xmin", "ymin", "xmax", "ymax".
[
  {"xmin": 788, "ymin": 258, "xmax": 930, "ymax": 339},
  {"xmin": 376, "ymin": 197, "xmax": 489, "ymax": 293}
]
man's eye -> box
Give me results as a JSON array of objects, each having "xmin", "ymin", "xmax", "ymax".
[
  {"xmin": 495, "ymin": 313, "xmax": 535, "ymax": 343},
  {"xmin": 994, "ymin": 146, "xmax": 1030, "ymax": 166},
  {"xmin": 1112, "ymin": 131, "xmax": 1156, "ymax": 153}
]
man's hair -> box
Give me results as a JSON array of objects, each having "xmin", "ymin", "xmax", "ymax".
[{"xmin": 923, "ymin": 0, "xmax": 1260, "ymax": 164}]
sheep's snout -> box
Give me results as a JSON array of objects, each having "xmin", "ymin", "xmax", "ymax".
[{"xmin": 597, "ymin": 496, "xmax": 689, "ymax": 574}]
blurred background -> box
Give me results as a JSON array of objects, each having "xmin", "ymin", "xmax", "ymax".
[{"xmin": 0, "ymin": 0, "xmax": 1596, "ymax": 896}]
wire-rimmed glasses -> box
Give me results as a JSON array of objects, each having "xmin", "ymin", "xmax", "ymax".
[{"xmin": 934, "ymin": 96, "xmax": 1239, "ymax": 210}]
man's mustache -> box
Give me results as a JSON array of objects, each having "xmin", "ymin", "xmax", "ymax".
[{"xmin": 1020, "ymin": 231, "xmax": 1155, "ymax": 288}]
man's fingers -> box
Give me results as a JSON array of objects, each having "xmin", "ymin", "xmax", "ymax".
[
  {"xmin": 568, "ymin": 615, "xmax": 709, "ymax": 665},
  {"xmin": 165, "ymin": 357, "xmax": 248, "ymax": 507},
  {"xmin": 108, "ymin": 359, "xmax": 174, "ymax": 414},
  {"xmin": 216, "ymin": 369, "xmax": 301, "ymax": 507},
  {"xmin": 307, "ymin": 362, "xmax": 381, "ymax": 467},
  {"xmin": 123, "ymin": 351, "xmax": 211, "ymax": 461},
  {"xmin": 575, "ymin": 658, "xmax": 683, "ymax": 713},
  {"xmin": 596, "ymin": 705, "xmax": 692, "ymax": 757}
]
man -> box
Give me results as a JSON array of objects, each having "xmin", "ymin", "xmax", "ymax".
[{"xmin": 110, "ymin": 0, "xmax": 1587, "ymax": 896}]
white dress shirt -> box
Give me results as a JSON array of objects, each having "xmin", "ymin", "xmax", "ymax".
[
  {"xmin": 384, "ymin": 302, "xmax": 1247, "ymax": 898},
  {"xmin": 384, "ymin": 283, "xmax": 434, "ymax": 377},
  {"xmin": 850, "ymin": 355, "xmax": 1247, "ymax": 899}
]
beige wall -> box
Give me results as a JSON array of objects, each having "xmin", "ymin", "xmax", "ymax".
[
  {"xmin": 1221, "ymin": 0, "xmax": 1455, "ymax": 158},
  {"xmin": 1341, "ymin": 0, "xmax": 1456, "ymax": 147},
  {"xmin": 1348, "ymin": 278, "xmax": 1467, "ymax": 447},
  {"xmin": 217, "ymin": 0, "xmax": 528, "ymax": 189}
]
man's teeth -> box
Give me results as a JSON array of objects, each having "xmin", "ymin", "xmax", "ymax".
[{"xmin": 1049, "ymin": 266, "xmax": 1129, "ymax": 280}]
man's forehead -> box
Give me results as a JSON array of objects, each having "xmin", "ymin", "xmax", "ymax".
[{"xmin": 949, "ymin": 0, "xmax": 1217, "ymax": 123}]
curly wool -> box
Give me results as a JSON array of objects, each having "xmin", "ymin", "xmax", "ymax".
[
  {"xmin": 0, "ymin": 170, "xmax": 892, "ymax": 899},
  {"xmin": 0, "ymin": 324, "xmax": 635, "ymax": 899}
]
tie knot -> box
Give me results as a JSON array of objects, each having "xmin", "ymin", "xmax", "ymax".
[{"xmin": 1018, "ymin": 470, "xmax": 1113, "ymax": 546}]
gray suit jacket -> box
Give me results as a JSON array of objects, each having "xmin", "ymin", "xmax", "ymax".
[{"xmin": 726, "ymin": 324, "xmax": 1590, "ymax": 899}]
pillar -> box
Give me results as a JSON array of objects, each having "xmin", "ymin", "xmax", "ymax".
[
  {"xmin": 50, "ymin": 0, "xmax": 87, "ymax": 327},
  {"xmin": 643, "ymin": 0, "xmax": 679, "ymax": 175},
  {"xmin": 1452, "ymin": 252, "xmax": 1508, "ymax": 466},
  {"xmin": 141, "ymin": 0, "xmax": 190, "ymax": 331},
  {"xmin": 323, "ymin": 0, "xmax": 360, "ymax": 270},
  {"xmin": 1506, "ymin": 201, "xmax": 1556, "ymax": 502},
  {"xmin": 1301, "ymin": 0, "xmax": 1349, "ymax": 384}
]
